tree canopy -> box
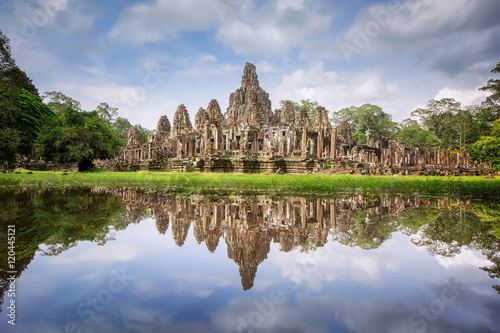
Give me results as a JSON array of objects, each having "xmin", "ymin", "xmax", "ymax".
[
  {"xmin": 0, "ymin": 84, "xmax": 54, "ymax": 165},
  {"xmin": 396, "ymin": 119, "xmax": 440, "ymax": 149},
  {"xmin": 470, "ymin": 119, "xmax": 500, "ymax": 171},
  {"xmin": 331, "ymin": 103, "xmax": 397, "ymax": 146},
  {"xmin": 0, "ymin": 30, "xmax": 38, "ymax": 96},
  {"xmin": 0, "ymin": 29, "xmax": 51, "ymax": 166},
  {"xmin": 280, "ymin": 99, "xmax": 323, "ymax": 117},
  {"xmin": 42, "ymin": 91, "xmax": 83, "ymax": 115},
  {"xmin": 37, "ymin": 108, "xmax": 123, "ymax": 171},
  {"xmin": 480, "ymin": 61, "xmax": 500, "ymax": 116},
  {"xmin": 411, "ymin": 98, "xmax": 465, "ymax": 149}
]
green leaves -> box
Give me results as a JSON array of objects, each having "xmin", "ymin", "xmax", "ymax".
[
  {"xmin": 470, "ymin": 119, "xmax": 500, "ymax": 171},
  {"xmin": 37, "ymin": 109, "xmax": 122, "ymax": 171},
  {"xmin": 397, "ymin": 122, "xmax": 440, "ymax": 149},
  {"xmin": 331, "ymin": 103, "xmax": 397, "ymax": 146},
  {"xmin": 480, "ymin": 61, "xmax": 500, "ymax": 110},
  {"xmin": 42, "ymin": 91, "xmax": 82, "ymax": 115},
  {"xmin": 0, "ymin": 84, "xmax": 54, "ymax": 162},
  {"xmin": 0, "ymin": 30, "xmax": 38, "ymax": 96}
]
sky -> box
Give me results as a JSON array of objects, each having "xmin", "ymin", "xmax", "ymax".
[{"xmin": 0, "ymin": 0, "xmax": 499, "ymax": 130}]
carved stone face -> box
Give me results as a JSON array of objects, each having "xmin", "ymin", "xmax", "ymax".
[{"xmin": 127, "ymin": 126, "xmax": 141, "ymax": 145}]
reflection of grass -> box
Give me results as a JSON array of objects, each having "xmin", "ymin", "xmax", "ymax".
[{"xmin": 1, "ymin": 169, "xmax": 500, "ymax": 198}]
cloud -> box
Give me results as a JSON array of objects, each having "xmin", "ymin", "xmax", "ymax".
[
  {"xmin": 107, "ymin": 0, "xmax": 220, "ymax": 45},
  {"xmin": 432, "ymin": 70, "xmax": 492, "ymax": 106},
  {"xmin": 272, "ymin": 61, "xmax": 400, "ymax": 113},
  {"xmin": 174, "ymin": 56, "xmax": 239, "ymax": 79},
  {"xmin": 434, "ymin": 86, "xmax": 490, "ymax": 107},
  {"xmin": 48, "ymin": 243, "xmax": 139, "ymax": 264},
  {"xmin": 50, "ymin": 81, "xmax": 181, "ymax": 129},
  {"xmin": 215, "ymin": 1, "xmax": 331, "ymax": 56},
  {"xmin": 275, "ymin": 0, "xmax": 306, "ymax": 12},
  {"xmin": 336, "ymin": 0, "xmax": 500, "ymax": 73}
]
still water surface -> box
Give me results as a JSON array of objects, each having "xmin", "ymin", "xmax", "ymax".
[{"xmin": 0, "ymin": 189, "xmax": 499, "ymax": 333}]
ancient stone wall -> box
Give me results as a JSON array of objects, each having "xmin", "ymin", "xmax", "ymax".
[{"xmin": 100, "ymin": 62, "xmax": 494, "ymax": 176}]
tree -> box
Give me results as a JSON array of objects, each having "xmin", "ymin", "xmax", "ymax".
[
  {"xmin": 299, "ymin": 99, "xmax": 320, "ymax": 117},
  {"xmin": 95, "ymin": 102, "xmax": 118, "ymax": 124},
  {"xmin": 480, "ymin": 61, "xmax": 500, "ymax": 115},
  {"xmin": 0, "ymin": 30, "xmax": 38, "ymax": 96},
  {"xmin": 279, "ymin": 99, "xmax": 323, "ymax": 117},
  {"xmin": 0, "ymin": 127, "xmax": 21, "ymax": 166},
  {"xmin": 42, "ymin": 91, "xmax": 82, "ymax": 115},
  {"xmin": 134, "ymin": 124, "xmax": 153, "ymax": 143},
  {"xmin": 331, "ymin": 104, "xmax": 397, "ymax": 146},
  {"xmin": 466, "ymin": 105, "xmax": 493, "ymax": 144},
  {"xmin": 37, "ymin": 108, "xmax": 122, "ymax": 171},
  {"xmin": 0, "ymin": 30, "xmax": 53, "ymax": 166},
  {"xmin": 470, "ymin": 119, "xmax": 500, "ymax": 171},
  {"xmin": 330, "ymin": 106, "xmax": 358, "ymax": 126},
  {"xmin": 0, "ymin": 84, "xmax": 54, "ymax": 165},
  {"xmin": 411, "ymin": 98, "xmax": 464, "ymax": 148},
  {"xmin": 112, "ymin": 117, "xmax": 132, "ymax": 145},
  {"xmin": 397, "ymin": 119, "xmax": 441, "ymax": 149}
]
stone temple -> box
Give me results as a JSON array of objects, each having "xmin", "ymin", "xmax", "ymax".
[{"xmin": 98, "ymin": 63, "xmax": 491, "ymax": 175}]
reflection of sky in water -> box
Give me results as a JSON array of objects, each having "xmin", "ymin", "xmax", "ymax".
[{"xmin": 3, "ymin": 215, "xmax": 500, "ymax": 333}]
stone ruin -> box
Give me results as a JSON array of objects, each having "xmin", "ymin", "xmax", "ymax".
[
  {"xmin": 97, "ymin": 188, "xmax": 463, "ymax": 290},
  {"xmin": 97, "ymin": 62, "xmax": 493, "ymax": 175}
]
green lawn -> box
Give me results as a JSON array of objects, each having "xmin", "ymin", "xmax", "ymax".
[{"xmin": 1, "ymin": 169, "xmax": 499, "ymax": 198}]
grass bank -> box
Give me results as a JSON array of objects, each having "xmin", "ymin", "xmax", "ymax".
[{"xmin": 1, "ymin": 169, "xmax": 499, "ymax": 198}]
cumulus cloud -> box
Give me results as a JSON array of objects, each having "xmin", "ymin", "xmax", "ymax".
[
  {"xmin": 336, "ymin": 0, "xmax": 500, "ymax": 74},
  {"xmin": 51, "ymin": 81, "xmax": 181, "ymax": 129},
  {"xmin": 215, "ymin": 1, "xmax": 331, "ymax": 56},
  {"xmin": 432, "ymin": 70, "xmax": 492, "ymax": 106},
  {"xmin": 434, "ymin": 86, "xmax": 490, "ymax": 107},
  {"xmin": 107, "ymin": 0, "xmax": 220, "ymax": 44},
  {"xmin": 272, "ymin": 61, "xmax": 400, "ymax": 113}
]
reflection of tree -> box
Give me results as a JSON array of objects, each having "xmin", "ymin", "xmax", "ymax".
[
  {"xmin": 410, "ymin": 209, "xmax": 484, "ymax": 257},
  {"xmin": 37, "ymin": 191, "xmax": 130, "ymax": 256},
  {"xmin": 472, "ymin": 202, "xmax": 500, "ymax": 293},
  {"xmin": 331, "ymin": 210, "xmax": 397, "ymax": 250},
  {"xmin": 401, "ymin": 200, "xmax": 500, "ymax": 293},
  {"xmin": 329, "ymin": 198, "xmax": 414, "ymax": 250},
  {"xmin": 0, "ymin": 189, "xmax": 130, "ymax": 312},
  {"xmin": 77, "ymin": 189, "xmax": 500, "ymax": 292}
]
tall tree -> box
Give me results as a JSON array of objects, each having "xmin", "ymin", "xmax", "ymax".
[
  {"xmin": 42, "ymin": 91, "xmax": 82, "ymax": 115},
  {"xmin": 396, "ymin": 119, "xmax": 440, "ymax": 149},
  {"xmin": 134, "ymin": 124, "xmax": 153, "ymax": 143},
  {"xmin": 0, "ymin": 30, "xmax": 51, "ymax": 166},
  {"xmin": 0, "ymin": 30, "xmax": 38, "ymax": 96},
  {"xmin": 37, "ymin": 108, "xmax": 122, "ymax": 171},
  {"xmin": 470, "ymin": 119, "xmax": 500, "ymax": 171},
  {"xmin": 112, "ymin": 117, "xmax": 133, "ymax": 145},
  {"xmin": 480, "ymin": 61, "xmax": 500, "ymax": 118},
  {"xmin": 330, "ymin": 106, "xmax": 358, "ymax": 126},
  {"xmin": 411, "ymin": 98, "xmax": 463, "ymax": 148},
  {"xmin": 279, "ymin": 99, "xmax": 324, "ymax": 118},
  {"xmin": 331, "ymin": 104, "xmax": 397, "ymax": 146},
  {"xmin": 95, "ymin": 102, "xmax": 118, "ymax": 124}
]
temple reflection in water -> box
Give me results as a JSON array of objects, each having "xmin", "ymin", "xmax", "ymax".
[{"xmin": 97, "ymin": 188, "xmax": 476, "ymax": 290}]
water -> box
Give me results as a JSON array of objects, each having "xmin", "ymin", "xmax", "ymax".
[{"xmin": 0, "ymin": 189, "xmax": 499, "ymax": 333}]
